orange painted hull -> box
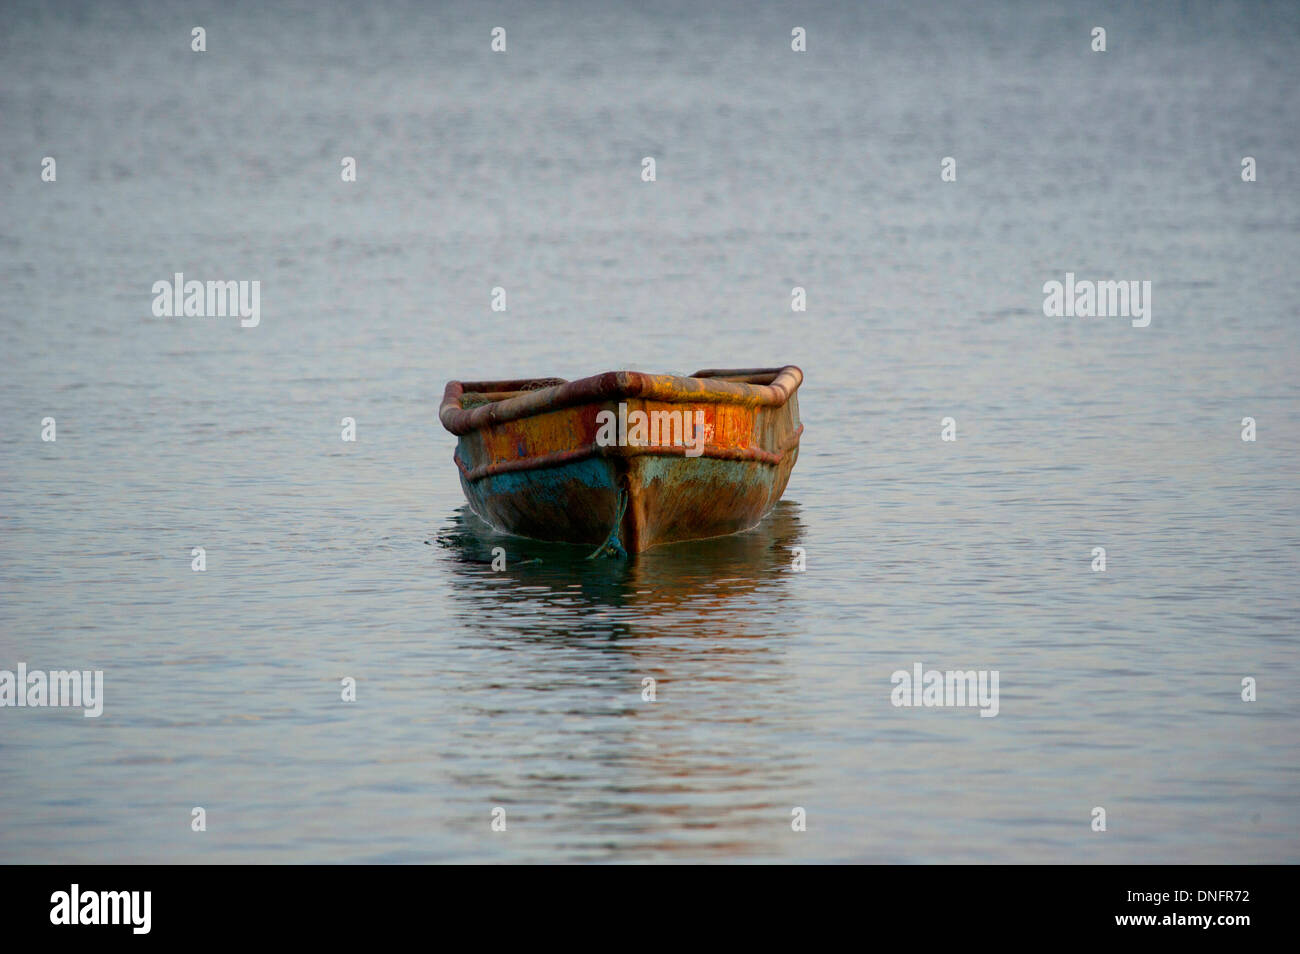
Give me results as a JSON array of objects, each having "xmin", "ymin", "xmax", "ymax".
[{"xmin": 439, "ymin": 367, "xmax": 803, "ymax": 554}]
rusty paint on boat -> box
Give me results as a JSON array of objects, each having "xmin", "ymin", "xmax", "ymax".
[{"xmin": 439, "ymin": 367, "xmax": 803, "ymax": 554}]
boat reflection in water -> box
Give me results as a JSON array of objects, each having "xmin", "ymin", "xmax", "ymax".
[
  {"xmin": 436, "ymin": 498, "xmax": 807, "ymax": 629},
  {"xmin": 432, "ymin": 500, "xmax": 816, "ymax": 862}
]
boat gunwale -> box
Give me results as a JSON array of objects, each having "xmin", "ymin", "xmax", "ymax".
[{"xmin": 439, "ymin": 366, "xmax": 803, "ymax": 437}]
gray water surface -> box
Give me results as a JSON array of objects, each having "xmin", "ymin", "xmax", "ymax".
[{"xmin": 1, "ymin": 0, "xmax": 1298, "ymax": 863}]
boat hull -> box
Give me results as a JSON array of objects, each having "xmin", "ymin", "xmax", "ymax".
[{"xmin": 441, "ymin": 368, "xmax": 803, "ymax": 554}]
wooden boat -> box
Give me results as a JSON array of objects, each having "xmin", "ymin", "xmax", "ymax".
[{"xmin": 439, "ymin": 367, "xmax": 803, "ymax": 555}]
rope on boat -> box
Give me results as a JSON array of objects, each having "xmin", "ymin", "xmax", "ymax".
[{"xmin": 585, "ymin": 489, "xmax": 629, "ymax": 560}]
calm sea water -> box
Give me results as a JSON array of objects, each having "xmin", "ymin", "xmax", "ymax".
[{"xmin": 1, "ymin": 0, "xmax": 1298, "ymax": 863}]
